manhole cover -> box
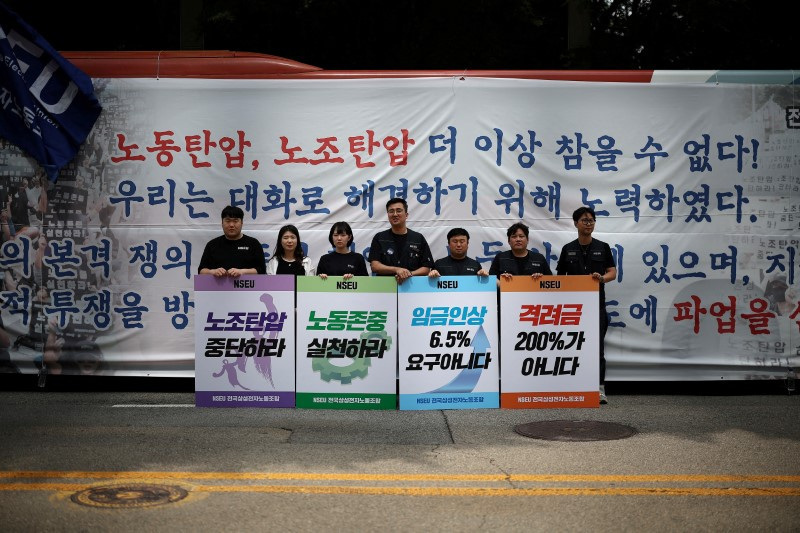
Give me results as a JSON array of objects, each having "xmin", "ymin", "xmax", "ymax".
[
  {"xmin": 514, "ymin": 420, "xmax": 637, "ymax": 441},
  {"xmin": 71, "ymin": 483, "xmax": 188, "ymax": 508}
]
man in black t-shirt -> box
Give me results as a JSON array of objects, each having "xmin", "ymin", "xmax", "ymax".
[
  {"xmin": 488, "ymin": 222, "xmax": 552, "ymax": 280},
  {"xmin": 556, "ymin": 206, "xmax": 616, "ymax": 404},
  {"xmin": 368, "ymin": 197, "xmax": 433, "ymax": 284},
  {"xmin": 198, "ymin": 205, "xmax": 266, "ymax": 277},
  {"xmin": 429, "ymin": 227, "xmax": 489, "ymax": 277}
]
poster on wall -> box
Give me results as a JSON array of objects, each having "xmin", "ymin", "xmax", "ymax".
[
  {"xmin": 194, "ymin": 274, "xmax": 295, "ymax": 407},
  {"xmin": 499, "ymin": 276, "xmax": 599, "ymax": 408},
  {"xmin": 397, "ymin": 276, "xmax": 499, "ymax": 410},
  {"xmin": 295, "ymin": 275, "xmax": 397, "ymax": 410}
]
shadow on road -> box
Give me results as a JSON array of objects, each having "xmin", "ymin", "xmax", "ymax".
[{"xmin": 1, "ymin": 372, "xmax": 794, "ymax": 396}]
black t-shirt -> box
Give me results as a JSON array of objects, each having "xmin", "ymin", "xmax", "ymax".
[
  {"xmin": 433, "ymin": 255, "xmax": 483, "ymax": 276},
  {"xmin": 317, "ymin": 251, "xmax": 369, "ymax": 276},
  {"xmin": 197, "ymin": 234, "xmax": 267, "ymax": 274},
  {"xmin": 556, "ymin": 237, "xmax": 615, "ymax": 302},
  {"xmin": 367, "ymin": 228, "xmax": 434, "ymax": 273},
  {"xmin": 556, "ymin": 238, "xmax": 615, "ymax": 276},
  {"xmin": 488, "ymin": 250, "xmax": 552, "ymax": 276},
  {"xmin": 391, "ymin": 232, "xmax": 407, "ymax": 255},
  {"xmin": 275, "ymin": 256, "xmax": 306, "ymax": 276}
]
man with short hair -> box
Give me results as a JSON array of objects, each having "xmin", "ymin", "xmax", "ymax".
[
  {"xmin": 198, "ymin": 205, "xmax": 266, "ymax": 277},
  {"xmin": 488, "ymin": 222, "xmax": 552, "ymax": 280},
  {"xmin": 368, "ymin": 197, "xmax": 433, "ymax": 284},
  {"xmin": 428, "ymin": 227, "xmax": 489, "ymax": 277},
  {"xmin": 556, "ymin": 206, "xmax": 616, "ymax": 404}
]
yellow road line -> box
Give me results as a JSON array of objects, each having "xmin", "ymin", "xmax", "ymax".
[
  {"xmin": 1, "ymin": 482, "xmax": 799, "ymax": 497},
  {"xmin": 191, "ymin": 485, "xmax": 800, "ymax": 497},
  {"xmin": 2, "ymin": 471, "xmax": 799, "ymax": 483}
]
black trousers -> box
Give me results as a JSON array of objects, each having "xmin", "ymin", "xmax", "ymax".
[{"xmin": 599, "ymin": 306, "xmax": 608, "ymax": 384}]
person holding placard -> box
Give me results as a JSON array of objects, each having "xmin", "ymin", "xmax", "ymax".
[
  {"xmin": 317, "ymin": 221, "xmax": 369, "ymax": 279},
  {"xmin": 428, "ymin": 227, "xmax": 489, "ymax": 277},
  {"xmin": 198, "ymin": 205, "xmax": 267, "ymax": 278},
  {"xmin": 368, "ymin": 197, "xmax": 433, "ymax": 284},
  {"xmin": 488, "ymin": 222, "xmax": 552, "ymax": 280},
  {"xmin": 266, "ymin": 224, "xmax": 316, "ymax": 276},
  {"xmin": 556, "ymin": 206, "xmax": 616, "ymax": 404}
]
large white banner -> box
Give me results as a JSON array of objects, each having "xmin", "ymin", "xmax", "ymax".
[{"xmin": 0, "ymin": 75, "xmax": 797, "ymax": 380}]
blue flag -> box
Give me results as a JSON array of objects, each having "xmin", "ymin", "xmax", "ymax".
[{"xmin": 0, "ymin": 2, "xmax": 101, "ymax": 182}]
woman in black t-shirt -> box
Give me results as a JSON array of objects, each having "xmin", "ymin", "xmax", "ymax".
[{"xmin": 317, "ymin": 221, "xmax": 368, "ymax": 279}]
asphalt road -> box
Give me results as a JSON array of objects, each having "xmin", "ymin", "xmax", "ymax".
[{"xmin": 1, "ymin": 376, "xmax": 798, "ymax": 532}]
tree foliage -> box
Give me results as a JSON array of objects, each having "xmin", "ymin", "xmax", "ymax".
[{"xmin": 4, "ymin": 0, "xmax": 796, "ymax": 69}]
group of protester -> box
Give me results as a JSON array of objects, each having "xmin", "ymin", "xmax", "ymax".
[{"xmin": 198, "ymin": 198, "xmax": 616, "ymax": 403}]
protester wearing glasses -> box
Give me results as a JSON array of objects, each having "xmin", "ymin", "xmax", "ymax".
[
  {"xmin": 556, "ymin": 206, "xmax": 617, "ymax": 404},
  {"xmin": 368, "ymin": 197, "xmax": 434, "ymax": 284}
]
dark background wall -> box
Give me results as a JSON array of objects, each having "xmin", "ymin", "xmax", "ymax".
[{"xmin": 4, "ymin": 0, "xmax": 797, "ymax": 70}]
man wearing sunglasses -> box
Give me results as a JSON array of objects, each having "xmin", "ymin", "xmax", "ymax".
[{"xmin": 556, "ymin": 207, "xmax": 617, "ymax": 404}]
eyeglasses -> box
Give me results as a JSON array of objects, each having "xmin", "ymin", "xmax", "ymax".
[
  {"xmin": 387, "ymin": 209, "xmax": 405, "ymax": 215},
  {"xmin": 579, "ymin": 219, "xmax": 596, "ymax": 225}
]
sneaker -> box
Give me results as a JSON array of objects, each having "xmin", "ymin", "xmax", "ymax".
[{"xmin": 599, "ymin": 385, "xmax": 608, "ymax": 405}]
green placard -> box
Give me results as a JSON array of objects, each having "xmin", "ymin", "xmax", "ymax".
[
  {"xmin": 297, "ymin": 275, "xmax": 396, "ymax": 293},
  {"xmin": 295, "ymin": 393, "xmax": 396, "ymax": 410}
]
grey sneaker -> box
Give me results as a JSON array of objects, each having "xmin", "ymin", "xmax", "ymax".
[{"xmin": 599, "ymin": 385, "xmax": 608, "ymax": 405}]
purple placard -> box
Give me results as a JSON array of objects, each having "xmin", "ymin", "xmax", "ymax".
[
  {"xmin": 196, "ymin": 391, "xmax": 295, "ymax": 408},
  {"xmin": 194, "ymin": 273, "xmax": 297, "ymax": 408},
  {"xmin": 193, "ymin": 274, "xmax": 295, "ymax": 292}
]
